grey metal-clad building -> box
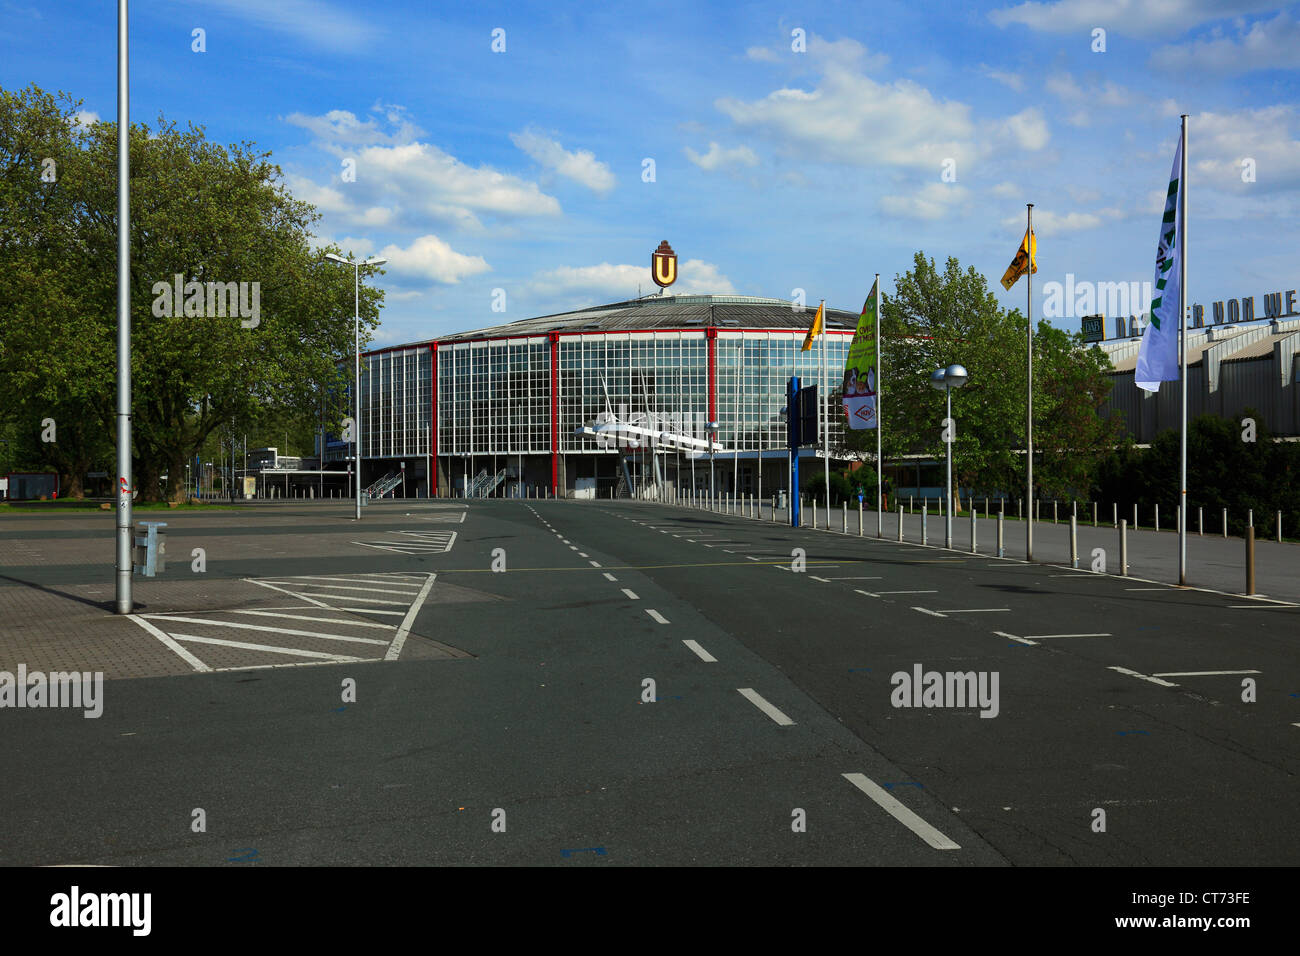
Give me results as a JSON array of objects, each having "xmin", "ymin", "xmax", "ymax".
[
  {"xmin": 1099, "ymin": 317, "xmax": 1300, "ymax": 440},
  {"xmin": 328, "ymin": 294, "xmax": 860, "ymax": 498}
]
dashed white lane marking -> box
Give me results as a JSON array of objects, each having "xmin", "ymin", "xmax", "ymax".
[
  {"xmin": 746, "ymin": 556, "xmax": 760, "ymax": 560},
  {"xmin": 994, "ymin": 631, "xmax": 1038, "ymax": 646},
  {"xmin": 171, "ymin": 633, "xmax": 362, "ymax": 662},
  {"xmin": 912, "ymin": 607, "xmax": 947, "ymax": 617},
  {"xmin": 942, "ymin": 608, "xmax": 1010, "ymax": 614},
  {"xmin": 1226, "ymin": 604, "xmax": 1300, "ymax": 609},
  {"xmin": 602, "ymin": 573, "xmax": 617, "ymax": 581},
  {"xmin": 682, "ymin": 640, "xmax": 717, "ymax": 662},
  {"xmin": 561, "ymin": 538, "xmax": 570, "ymax": 543},
  {"xmin": 385, "ymin": 573, "xmax": 437, "ymax": 661},
  {"xmin": 1024, "ymin": 633, "xmax": 1111, "ymax": 639},
  {"xmin": 1151, "ymin": 669, "xmax": 1261, "ymax": 677},
  {"xmin": 578, "ymin": 552, "xmax": 589, "ymax": 557},
  {"xmin": 142, "ymin": 615, "xmax": 389, "ymax": 646},
  {"xmin": 737, "ymin": 688, "xmax": 795, "ymax": 726},
  {"xmin": 1108, "ymin": 666, "xmax": 1179, "ymax": 687},
  {"xmin": 569, "ymin": 545, "xmax": 579, "ymax": 551},
  {"xmin": 841, "ymin": 773, "xmax": 960, "ymax": 851},
  {"xmin": 589, "ymin": 560, "xmax": 602, "ymax": 567},
  {"xmin": 646, "ymin": 609, "xmax": 670, "ymax": 624},
  {"xmin": 826, "ymin": 576, "xmax": 883, "ymax": 580},
  {"xmin": 128, "ymin": 615, "xmax": 212, "ymax": 672},
  {"xmin": 876, "ymin": 590, "xmax": 937, "ymax": 595},
  {"xmin": 621, "ymin": 589, "xmax": 640, "ymax": 600}
]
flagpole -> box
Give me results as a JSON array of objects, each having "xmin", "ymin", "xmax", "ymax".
[
  {"xmin": 1178, "ymin": 114, "xmax": 1189, "ymax": 586},
  {"xmin": 1026, "ymin": 203, "xmax": 1034, "ymax": 562},
  {"xmin": 821, "ymin": 299, "xmax": 830, "ymax": 525},
  {"xmin": 875, "ymin": 274, "xmax": 883, "ymax": 538}
]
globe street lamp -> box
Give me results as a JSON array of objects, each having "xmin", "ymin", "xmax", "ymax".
[
  {"xmin": 930, "ymin": 363, "xmax": 969, "ymax": 549},
  {"xmin": 324, "ymin": 253, "xmax": 387, "ymax": 520}
]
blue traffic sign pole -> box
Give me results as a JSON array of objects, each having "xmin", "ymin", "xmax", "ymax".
[{"xmin": 789, "ymin": 376, "xmax": 801, "ymax": 528}]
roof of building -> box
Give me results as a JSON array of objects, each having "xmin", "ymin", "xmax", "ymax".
[{"xmin": 429, "ymin": 294, "xmax": 861, "ymax": 344}]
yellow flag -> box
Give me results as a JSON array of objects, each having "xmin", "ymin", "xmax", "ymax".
[
  {"xmin": 800, "ymin": 302, "xmax": 824, "ymax": 351},
  {"xmin": 1001, "ymin": 229, "xmax": 1037, "ymax": 290}
]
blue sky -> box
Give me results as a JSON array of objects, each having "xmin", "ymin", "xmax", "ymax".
[{"xmin": 3, "ymin": 0, "xmax": 1298, "ymax": 347}]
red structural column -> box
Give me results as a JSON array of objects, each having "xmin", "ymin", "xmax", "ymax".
[
  {"xmin": 549, "ymin": 331, "xmax": 560, "ymax": 495},
  {"xmin": 706, "ymin": 327, "xmax": 718, "ymax": 427},
  {"xmin": 429, "ymin": 343, "xmax": 439, "ymax": 497}
]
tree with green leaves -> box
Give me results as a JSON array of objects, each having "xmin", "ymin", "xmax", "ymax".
[
  {"xmin": 837, "ymin": 251, "xmax": 1120, "ymax": 505},
  {"xmin": 0, "ymin": 83, "xmax": 376, "ymax": 501}
]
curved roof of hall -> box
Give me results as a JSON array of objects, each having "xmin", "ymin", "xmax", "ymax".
[{"xmin": 430, "ymin": 294, "xmax": 861, "ymax": 344}]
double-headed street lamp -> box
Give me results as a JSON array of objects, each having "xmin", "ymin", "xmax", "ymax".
[
  {"xmin": 324, "ymin": 253, "xmax": 387, "ymax": 520},
  {"xmin": 930, "ymin": 363, "xmax": 969, "ymax": 549}
]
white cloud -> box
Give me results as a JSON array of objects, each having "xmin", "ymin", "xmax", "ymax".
[
  {"xmin": 73, "ymin": 110, "xmax": 99, "ymax": 129},
  {"xmin": 684, "ymin": 142, "xmax": 760, "ymax": 170},
  {"xmin": 1045, "ymin": 72, "xmax": 1131, "ymax": 106},
  {"xmin": 807, "ymin": 35, "xmax": 890, "ymax": 72},
  {"xmin": 285, "ymin": 107, "xmax": 423, "ymax": 147},
  {"xmin": 715, "ymin": 55, "xmax": 1046, "ymax": 171},
  {"xmin": 880, "ymin": 183, "xmax": 971, "ymax": 220},
  {"xmin": 989, "ymin": 0, "xmax": 1279, "ymax": 38},
  {"xmin": 984, "ymin": 68, "xmax": 1025, "ymax": 91},
  {"xmin": 377, "ymin": 234, "xmax": 489, "ymax": 284},
  {"xmin": 510, "ymin": 128, "xmax": 616, "ymax": 195},
  {"xmin": 745, "ymin": 45, "xmax": 781, "ymax": 63},
  {"xmin": 1000, "ymin": 207, "xmax": 1125, "ymax": 234},
  {"xmin": 1002, "ymin": 108, "xmax": 1050, "ymax": 150},
  {"xmin": 200, "ymin": 0, "xmax": 383, "ymax": 52},
  {"xmin": 1186, "ymin": 105, "xmax": 1300, "ymax": 193},
  {"xmin": 717, "ymin": 66, "xmax": 979, "ymax": 169},
  {"xmin": 1151, "ymin": 11, "xmax": 1300, "ymax": 74},
  {"xmin": 991, "ymin": 181, "xmax": 1020, "ymax": 199},
  {"xmin": 526, "ymin": 259, "xmax": 736, "ymax": 301}
]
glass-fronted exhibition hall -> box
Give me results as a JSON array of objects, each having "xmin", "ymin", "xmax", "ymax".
[{"xmin": 328, "ymin": 294, "xmax": 857, "ymax": 498}]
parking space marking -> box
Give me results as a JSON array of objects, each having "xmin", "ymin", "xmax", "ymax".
[
  {"xmin": 1108, "ymin": 666, "xmax": 1179, "ymax": 687},
  {"xmin": 1151, "ymin": 669, "xmax": 1260, "ymax": 677}
]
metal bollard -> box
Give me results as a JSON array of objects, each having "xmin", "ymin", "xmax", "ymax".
[
  {"xmin": 1133, "ymin": 502, "xmax": 1138, "ymax": 530},
  {"xmin": 997, "ymin": 512, "xmax": 1004, "ymax": 557},
  {"xmin": 1092, "ymin": 501, "xmax": 1097, "ymax": 528},
  {"xmin": 842, "ymin": 502, "xmax": 847, "ymax": 534},
  {"xmin": 1198, "ymin": 505, "xmax": 1203, "ymax": 536},
  {"xmin": 970, "ymin": 507, "xmax": 977, "ymax": 554},
  {"xmin": 1155, "ymin": 502, "xmax": 1159, "ymax": 533},
  {"xmin": 1112, "ymin": 502, "xmax": 1117, "ymax": 528},
  {"xmin": 897, "ymin": 503, "xmax": 904, "ymax": 541},
  {"xmin": 1070, "ymin": 513, "xmax": 1078, "ymax": 568},
  {"xmin": 772, "ymin": 495, "xmax": 777, "ymax": 522},
  {"xmin": 812, "ymin": 499, "xmax": 817, "ymax": 529},
  {"xmin": 1246, "ymin": 525, "xmax": 1256, "ymax": 595},
  {"xmin": 1120, "ymin": 519, "xmax": 1128, "ymax": 576},
  {"xmin": 922, "ymin": 503, "xmax": 928, "ymax": 546},
  {"xmin": 1053, "ymin": 500, "xmax": 1057, "ymax": 525},
  {"xmin": 1249, "ymin": 507, "xmax": 1253, "ymax": 529},
  {"xmin": 858, "ymin": 499, "xmax": 863, "ymax": 536},
  {"xmin": 1019, "ymin": 498, "xmax": 1023, "ymax": 520},
  {"xmin": 909, "ymin": 494, "xmax": 914, "ymax": 514},
  {"xmin": 1278, "ymin": 510, "xmax": 1283, "ymax": 544},
  {"xmin": 1223, "ymin": 507, "xmax": 1228, "ymax": 538}
]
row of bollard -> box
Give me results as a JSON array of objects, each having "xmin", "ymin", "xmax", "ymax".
[{"xmin": 659, "ymin": 485, "xmax": 1275, "ymax": 596}]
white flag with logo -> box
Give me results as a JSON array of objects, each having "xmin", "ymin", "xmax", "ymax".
[{"xmin": 1135, "ymin": 136, "xmax": 1182, "ymax": 391}]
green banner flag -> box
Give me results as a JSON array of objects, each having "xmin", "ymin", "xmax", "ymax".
[{"xmin": 842, "ymin": 278, "xmax": 879, "ymax": 430}]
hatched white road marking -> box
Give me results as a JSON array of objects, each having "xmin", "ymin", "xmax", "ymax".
[
  {"xmin": 353, "ymin": 530, "xmax": 457, "ymax": 555},
  {"xmin": 842, "ymin": 773, "xmax": 960, "ymax": 851},
  {"xmin": 1151, "ymin": 669, "xmax": 1261, "ymax": 677},
  {"xmin": 130, "ymin": 573, "xmax": 437, "ymax": 672},
  {"xmin": 1024, "ymin": 633, "xmax": 1111, "ymax": 639},
  {"xmin": 994, "ymin": 631, "xmax": 1038, "ymax": 646},
  {"xmin": 646, "ymin": 609, "xmax": 670, "ymax": 624}
]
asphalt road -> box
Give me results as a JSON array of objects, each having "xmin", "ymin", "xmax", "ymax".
[{"xmin": 1, "ymin": 497, "xmax": 1297, "ymax": 866}]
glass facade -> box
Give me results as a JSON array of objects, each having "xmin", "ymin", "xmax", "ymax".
[{"xmin": 347, "ymin": 327, "xmax": 853, "ymax": 469}]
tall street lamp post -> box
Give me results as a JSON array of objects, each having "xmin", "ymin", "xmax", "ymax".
[
  {"xmin": 324, "ymin": 253, "xmax": 386, "ymax": 520},
  {"xmin": 930, "ymin": 363, "xmax": 969, "ymax": 549}
]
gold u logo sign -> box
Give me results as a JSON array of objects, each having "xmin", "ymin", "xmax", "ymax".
[{"xmin": 651, "ymin": 240, "xmax": 677, "ymax": 288}]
